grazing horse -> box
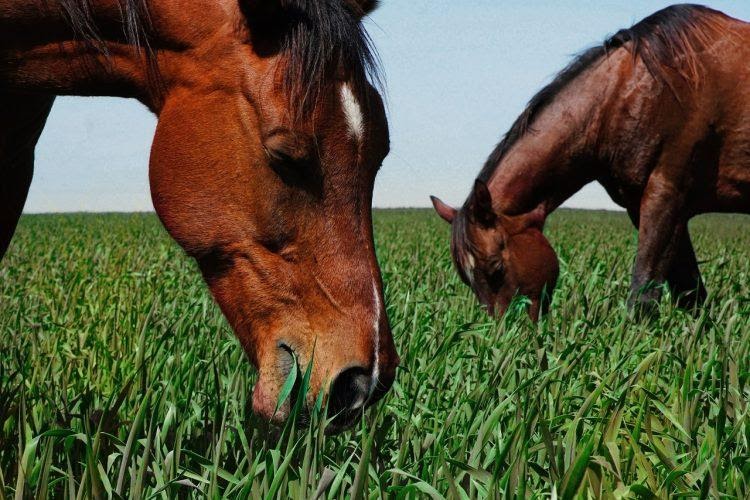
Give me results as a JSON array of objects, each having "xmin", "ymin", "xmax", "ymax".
[
  {"xmin": 0, "ymin": 0, "xmax": 399, "ymax": 432},
  {"xmin": 432, "ymin": 4, "xmax": 750, "ymax": 320}
]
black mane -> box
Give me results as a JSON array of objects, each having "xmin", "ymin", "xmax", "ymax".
[
  {"xmin": 477, "ymin": 3, "xmax": 728, "ymax": 182},
  {"xmin": 60, "ymin": 0, "xmax": 153, "ymax": 56},
  {"xmin": 274, "ymin": 0, "xmax": 383, "ymax": 119},
  {"xmin": 62, "ymin": 0, "xmax": 382, "ymax": 116},
  {"xmin": 60, "ymin": 0, "xmax": 158, "ymax": 92}
]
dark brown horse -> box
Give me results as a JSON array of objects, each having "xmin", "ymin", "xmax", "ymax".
[
  {"xmin": 0, "ymin": 0, "xmax": 399, "ymax": 432},
  {"xmin": 432, "ymin": 4, "xmax": 750, "ymax": 320}
]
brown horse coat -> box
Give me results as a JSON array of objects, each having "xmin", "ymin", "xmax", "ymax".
[
  {"xmin": 434, "ymin": 4, "xmax": 750, "ymax": 319},
  {"xmin": 1, "ymin": 0, "xmax": 398, "ymax": 431}
]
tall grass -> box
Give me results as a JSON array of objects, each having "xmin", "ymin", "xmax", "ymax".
[{"xmin": 0, "ymin": 210, "xmax": 748, "ymax": 498}]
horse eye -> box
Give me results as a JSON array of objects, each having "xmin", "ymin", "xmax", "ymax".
[
  {"xmin": 265, "ymin": 146, "xmax": 290, "ymax": 163},
  {"xmin": 488, "ymin": 262, "xmax": 504, "ymax": 288},
  {"xmin": 262, "ymin": 133, "xmax": 322, "ymax": 194},
  {"xmin": 488, "ymin": 259, "xmax": 503, "ymax": 273},
  {"xmin": 265, "ymin": 145, "xmax": 311, "ymax": 167},
  {"xmin": 263, "ymin": 131, "xmax": 313, "ymax": 168}
]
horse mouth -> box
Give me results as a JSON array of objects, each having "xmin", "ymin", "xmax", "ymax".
[
  {"xmin": 266, "ymin": 344, "xmax": 363, "ymax": 433},
  {"xmin": 259, "ymin": 344, "xmax": 392, "ymax": 434}
]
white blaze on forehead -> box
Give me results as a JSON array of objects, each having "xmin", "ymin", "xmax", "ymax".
[
  {"xmin": 463, "ymin": 253, "xmax": 476, "ymax": 287},
  {"xmin": 340, "ymin": 83, "xmax": 364, "ymax": 142},
  {"xmin": 369, "ymin": 281, "xmax": 381, "ymax": 398}
]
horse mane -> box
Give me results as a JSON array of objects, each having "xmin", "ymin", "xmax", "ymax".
[
  {"xmin": 60, "ymin": 0, "xmax": 153, "ymax": 55},
  {"xmin": 59, "ymin": 0, "xmax": 159, "ymax": 92},
  {"xmin": 61, "ymin": 0, "xmax": 382, "ymax": 117},
  {"xmin": 477, "ymin": 3, "xmax": 729, "ymax": 182},
  {"xmin": 272, "ymin": 1, "xmax": 383, "ymax": 120}
]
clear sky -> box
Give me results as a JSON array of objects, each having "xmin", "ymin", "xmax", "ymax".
[{"xmin": 24, "ymin": 0, "xmax": 750, "ymax": 213}]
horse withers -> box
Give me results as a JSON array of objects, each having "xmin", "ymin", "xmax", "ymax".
[
  {"xmin": 0, "ymin": 0, "xmax": 398, "ymax": 432},
  {"xmin": 433, "ymin": 5, "xmax": 750, "ymax": 320}
]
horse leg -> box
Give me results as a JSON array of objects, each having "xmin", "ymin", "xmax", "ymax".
[
  {"xmin": 666, "ymin": 231, "xmax": 707, "ymax": 310},
  {"xmin": 628, "ymin": 174, "xmax": 690, "ymax": 311},
  {"xmin": 0, "ymin": 93, "xmax": 55, "ymax": 260},
  {"xmin": 625, "ymin": 205, "xmax": 706, "ymax": 311}
]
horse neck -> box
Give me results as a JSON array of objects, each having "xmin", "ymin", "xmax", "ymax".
[
  {"xmin": 0, "ymin": 1, "xmax": 155, "ymax": 104},
  {"xmin": 486, "ymin": 61, "xmax": 620, "ymax": 219}
]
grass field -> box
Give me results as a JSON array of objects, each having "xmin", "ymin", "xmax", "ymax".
[{"xmin": 0, "ymin": 209, "xmax": 748, "ymax": 498}]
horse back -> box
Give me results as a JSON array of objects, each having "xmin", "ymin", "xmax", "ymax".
[{"xmin": 598, "ymin": 12, "xmax": 750, "ymax": 214}]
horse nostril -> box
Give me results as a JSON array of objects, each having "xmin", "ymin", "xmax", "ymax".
[
  {"xmin": 328, "ymin": 367, "xmax": 371, "ymax": 419},
  {"xmin": 277, "ymin": 342, "xmax": 297, "ymax": 377}
]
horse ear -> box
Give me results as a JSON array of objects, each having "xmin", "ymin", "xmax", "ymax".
[
  {"xmin": 470, "ymin": 180, "xmax": 496, "ymax": 227},
  {"xmin": 430, "ymin": 196, "xmax": 457, "ymax": 224},
  {"xmin": 346, "ymin": 0, "xmax": 379, "ymax": 18},
  {"xmin": 524, "ymin": 204, "xmax": 547, "ymax": 230}
]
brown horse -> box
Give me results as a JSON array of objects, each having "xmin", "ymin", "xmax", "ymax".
[
  {"xmin": 0, "ymin": 0, "xmax": 399, "ymax": 432},
  {"xmin": 432, "ymin": 4, "xmax": 750, "ymax": 320}
]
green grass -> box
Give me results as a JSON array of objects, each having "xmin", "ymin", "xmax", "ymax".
[{"xmin": 1, "ymin": 209, "xmax": 748, "ymax": 498}]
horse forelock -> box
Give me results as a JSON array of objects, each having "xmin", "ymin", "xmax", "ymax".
[
  {"xmin": 59, "ymin": 0, "xmax": 383, "ymax": 116},
  {"xmin": 276, "ymin": 0, "xmax": 383, "ymax": 122},
  {"xmin": 477, "ymin": 3, "xmax": 731, "ymax": 183}
]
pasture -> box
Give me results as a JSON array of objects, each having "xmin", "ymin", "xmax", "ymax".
[{"xmin": 0, "ymin": 209, "xmax": 748, "ymax": 498}]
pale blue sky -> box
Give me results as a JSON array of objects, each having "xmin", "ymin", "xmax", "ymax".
[{"xmin": 25, "ymin": 1, "xmax": 750, "ymax": 213}]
